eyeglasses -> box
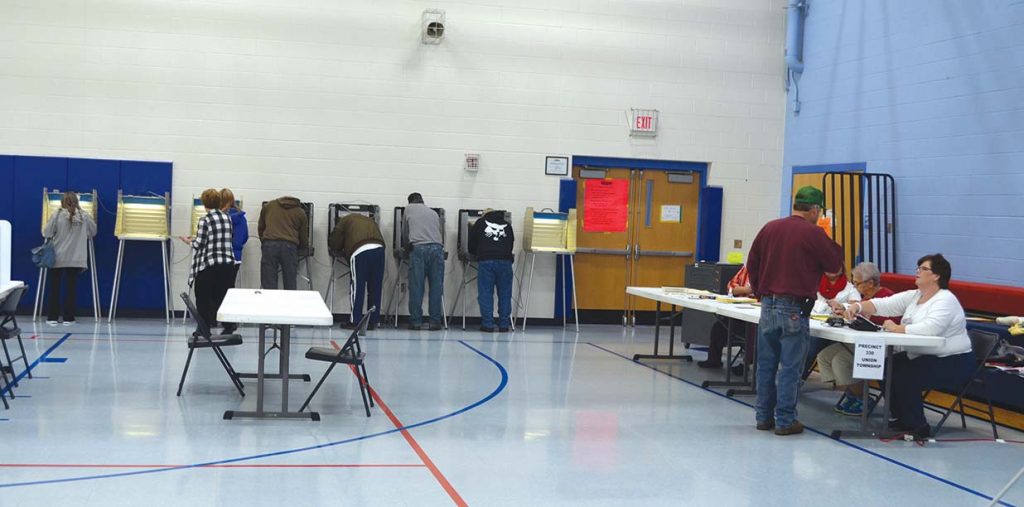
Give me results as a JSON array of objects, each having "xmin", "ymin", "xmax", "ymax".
[
  {"xmin": 916, "ymin": 265, "xmax": 932, "ymax": 272},
  {"xmin": 852, "ymin": 279, "xmax": 867, "ymax": 286}
]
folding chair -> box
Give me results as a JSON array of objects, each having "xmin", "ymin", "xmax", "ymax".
[
  {"xmin": 300, "ymin": 308, "xmax": 374, "ymax": 417},
  {"xmin": 177, "ymin": 293, "xmax": 245, "ymax": 397},
  {"xmin": 932, "ymin": 329, "xmax": 1001, "ymax": 439},
  {"xmin": 1, "ymin": 286, "xmax": 32, "ymax": 403}
]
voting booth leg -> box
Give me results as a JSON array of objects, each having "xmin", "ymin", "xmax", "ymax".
[
  {"xmin": 520, "ymin": 253, "xmax": 537, "ymax": 331},
  {"xmin": 568, "ymin": 254, "xmax": 579, "ymax": 332},
  {"xmin": 989, "ymin": 465, "xmax": 1024, "ymax": 507},
  {"xmin": 32, "ymin": 267, "xmax": 47, "ymax": 321},
  {"xmin": 511, "ymin": 255, "xmax": 528, "ymax": 330},
  {"xmin": 108, "ymin": 239, "xmax": 125, "ymax": 322},
  {"xmin": 161, "ymin": 239, "xmax": 171, "ymax": 323},
  {"xmin": 88, "ymin": 240, "xmax": 101, "ymax": 319},
  {"xmin": 633, "ymin": 301, "xmax": 693, "ymax": 362}
]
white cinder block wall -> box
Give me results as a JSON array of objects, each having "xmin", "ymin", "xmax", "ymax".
[{"xmin": 0, "ymin": 0, "xmax": 787, "ymax": 317}]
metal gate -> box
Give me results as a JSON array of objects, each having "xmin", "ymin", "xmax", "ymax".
[{"xmin": 822, "ymin": 172, "xmax": 897, "ymax": 272}]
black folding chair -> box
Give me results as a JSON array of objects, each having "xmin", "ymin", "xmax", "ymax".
[
  {"xmin": 1, "ymin": 286, "xmax": 32, "ymax": 405},
  {"xmin": 177, "ymin": 293, "xmax": 245, "ymax": 397},
  {"xmin": 300, "ymin": 308, "xmax": 374, "ymax": 417},
  {"xmin": 931, "ymin": 329, "xmax": 1001, "ymax": 439}
]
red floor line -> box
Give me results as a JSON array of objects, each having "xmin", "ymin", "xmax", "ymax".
[
  {"xmin": 332, "ymin": 340, "xmax": 468, "ymax": 507},
  {"xmin": 0, "ymin": 464, "xmax": 425, "ymax": 469}
]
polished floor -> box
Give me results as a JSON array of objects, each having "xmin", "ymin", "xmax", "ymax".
[{"xmin": 1, "ymin": 318, "xmax": 1022, "ymax": 506}]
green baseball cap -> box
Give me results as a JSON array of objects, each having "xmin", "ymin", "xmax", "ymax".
[{"xmin": 794, "ymin": 186, "xmax": 824, "ymax": 207}]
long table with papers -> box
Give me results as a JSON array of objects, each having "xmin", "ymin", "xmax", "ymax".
[{"xmin": 627, "ymin": 286, "xmax": 946, "ymax": 438}]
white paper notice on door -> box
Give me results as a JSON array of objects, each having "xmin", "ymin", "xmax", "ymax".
[
  {"xmin": 852, "ymin": 337, "xmax": 886, "ymax": 380},
  {"xmin": 660, "ymin": 205, "xmax": 681, "ymax": 223}
]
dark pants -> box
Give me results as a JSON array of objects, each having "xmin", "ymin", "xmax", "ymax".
[
  {"xmin": 46, "ymin": 267, "xmax": 82, "ymax": 321},
  {"xmin": 261, "ymin": 240, "xmax": 298, "ymax": 290},
  {"xmin": 194, "ymin": 264, "xmax": 235, "ymax": 331},
  {"xmin": 889, "ymin": 351, "xmax": 975, "ymax": 428},
  {"xmin": 707, "ymin": 319, "xmax": 755, "ymax": 364},
  {"xmin": 408, "ymin": 243, "xmax": 445, "ymax": 326},
  {"xmin": 477, "ymin": 259, "xmax": 513, "ymax": 329},
  {"xmin": 350, "ymin": 247, "xmax": 385, "ymax": 327}
]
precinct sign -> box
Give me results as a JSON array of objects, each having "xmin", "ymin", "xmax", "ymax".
[{"xmin": 853, "ymin": 337, "xmax": 886, "ymax": 381}]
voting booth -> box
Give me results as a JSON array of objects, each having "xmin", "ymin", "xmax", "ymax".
[
  {"xmin": 32, "ymin": 189, "xmax": 102, "ymax": 320},
  {"xmin": 384, "ymin": 206, "xmax": 449, "ymax": 328},
  {"xmin": 514, "ymin": 207, "xmax": 579, "ymax": 331},
  {"xmin": 110, "ymin": 191, "xmax": 172, "ymax": 322},
  {"xmin": 325, "ymin": 203, "xmax": 381, "ymax": 313},
  {"xmin": 451, "ymin": 209, "xmax": 514, "ymax": 330}
]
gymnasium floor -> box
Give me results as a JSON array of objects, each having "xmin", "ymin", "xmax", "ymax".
[{"xmin": 1, "ymin": 319, "xmax": 1022, "ymax": 506}]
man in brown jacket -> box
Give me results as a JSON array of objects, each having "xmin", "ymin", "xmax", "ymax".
[
  {"xmin": 258, "ymin": 196, "xmax": 309, "ymax": 290},
  {"xmin": 329, "ymin": 213, "xmax": 385, "ymax": 329}
]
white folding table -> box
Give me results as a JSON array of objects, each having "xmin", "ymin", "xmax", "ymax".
[
  {"xmin": 627, "ymin": 286, "xmax": 946, "ymax": 439},
  {"xmin": 0, "ymin": 281, "xmax": 25, "ymax": 304},
  {"xmin": 217, "ymin": 289, "xmax": 334, "ymax": 421}
]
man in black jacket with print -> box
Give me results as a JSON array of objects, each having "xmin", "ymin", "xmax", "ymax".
[{"xmin": 468, "ymin": 209, "xmax": 514, "ymax": 332}]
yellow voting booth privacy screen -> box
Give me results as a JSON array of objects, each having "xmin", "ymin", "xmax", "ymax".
[
  {"xmin": 114, "ymin": 191, "xmax": 170, "ymax": 240},
  {"xmin": 41, "ymin": 189, "xmax": 98, "ymax": 234}
]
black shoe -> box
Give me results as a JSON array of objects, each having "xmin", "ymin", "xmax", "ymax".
[
  {"xmin": 756, "ymin": 419, "xmax": 775, "ymax": 431},
  {"xmin": 221, "ymin": 324, "xmax": 238, "ymax": 335},
  {"xmin": 480, "ymin": 326, "xmax": 496, "ymax": 332},
  {"xmin": 428, "ymin": 323, "xmax": 444, "ymax": 331},
  {"xmin": 697, "ymin": 359, "xmax": 723, "ymax": 369},
  {"xmin": 367, "ymin": 323, "xmax": 377, "ymax": 331},
  {"xmin": 498, "ymin": 327, "xmax": 510, "ymax": 332},
  {"xmin": 911, "ymin": 424, "xmax": 932, "ymax": 440},
  {"xmin": 340, "ymin": 322, "xmax": 359, "ymax": 330},
  {"xmin": 408, "ymin": 323, "xmax": 423, "ymax": 331},
  {"xmin": 730, "ymin": 363, "xmax": 746, "ymax": 377}
]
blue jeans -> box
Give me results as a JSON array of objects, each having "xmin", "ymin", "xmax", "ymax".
[
  {"xmin": 408, "ymin": 243, "xmax": 445, "ymax": 326},
  {"xmin": 477, "ymin": 259, "xmax": 513, "ymax": 329},
  {"xmin": 350, "ymin": 247, "xmax": 385, "ymax": 327},
  {"xmin": 755, "ymin": 296, "xmax": 810, "ymax": 428}
]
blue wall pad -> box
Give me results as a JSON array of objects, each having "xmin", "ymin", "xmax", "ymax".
[
  {"xmin": 0, "ymin": 155, "xmax": 173, "ymax": 313},
  {"xmin": 697, "ymin": 186, "xmax": 724, "ymax": 263}
]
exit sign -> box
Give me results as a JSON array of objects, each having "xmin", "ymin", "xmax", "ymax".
[{"xmin": 629, "ymin": 108, "xmax": 658, "ymax": 137}]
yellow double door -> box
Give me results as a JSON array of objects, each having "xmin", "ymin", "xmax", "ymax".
[{"xmin": 572, "ymin": 166, "xmax": 701, "ymax": 325}]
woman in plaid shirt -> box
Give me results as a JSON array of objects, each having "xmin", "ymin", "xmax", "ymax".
[{"xmin": 181, "ymin": 188, "xmax": 236, "ymax": 335}]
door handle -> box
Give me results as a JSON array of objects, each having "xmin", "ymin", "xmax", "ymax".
[{"xmin": 636, "ymin": 249, "xmax": 694, "ymax": 258}]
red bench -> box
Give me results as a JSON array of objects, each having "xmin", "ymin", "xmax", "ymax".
[{"xmin": 880, "ymin": 273, "xmax": 1024, "ymax": 317}]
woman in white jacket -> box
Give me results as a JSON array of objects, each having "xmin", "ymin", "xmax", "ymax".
[
  {"xmin": 843, "ymin": 253, "xmax": 973, "ymax": 439},
  {"xmin": 42, "ymin": 192, "xmax": 97, "ymax": 325}
]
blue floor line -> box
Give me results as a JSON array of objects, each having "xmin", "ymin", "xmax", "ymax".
[
  {"xmin": 0, "ymin": 339, "xmax": 508, "ymax": 489},
  {"xmin": 0, "ymin": 333, "xmax": 71, "ymax": 399},
  {"xmin": 587, "ymin": 342, "xmax": 1016, "ymax": 507}
]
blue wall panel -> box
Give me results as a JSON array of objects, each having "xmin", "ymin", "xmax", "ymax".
[
  {"xmin": 781, "ymin": 0, "xmax": 1024, "ymax": 285},
  {"xmin": 11, "ymin": 156, "xmax": 68, "ymax": 306},
  {"xmin": 3, "ymin": 155, "xmax": 173, "ymax": 314},
  {"xmin": 114, "ymin": 160, "xmax": 173, "ymax": 312},
  {"xmin": 67, "ymin": 158, "xmax": 120, "ymax": 312},
  {"xmin": 0, "ymin": 156, "xmax": 13, "ymax": 222}
]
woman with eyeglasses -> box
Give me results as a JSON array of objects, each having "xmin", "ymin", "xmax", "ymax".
[{"xmin": 841, "ymin": 253, "xmax": 974, "ymax": 438}]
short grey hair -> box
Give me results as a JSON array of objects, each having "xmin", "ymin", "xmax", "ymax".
[{"xmin": 852, "ymin": 262, "xmax": 881, "ymax": 285}]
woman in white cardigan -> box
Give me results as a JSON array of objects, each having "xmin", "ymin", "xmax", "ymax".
[{"xmin": 843, "ymin": 253, "xmax": 973, "ymax": 439}]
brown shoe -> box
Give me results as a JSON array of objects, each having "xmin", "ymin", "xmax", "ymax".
[
  {"xmin": 774, "ymin": 421, "xmax": 805, "ymax": 436},
  {"xmin": 756, "ymin": 420, "xmax": 775, "ymax": 431}
]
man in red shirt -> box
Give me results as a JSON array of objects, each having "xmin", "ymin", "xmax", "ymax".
[{"xmin": 747, "ymin": 186, "xmax": 844, "ymax": 435}]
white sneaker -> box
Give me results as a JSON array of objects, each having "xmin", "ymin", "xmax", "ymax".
[
  {"xmin": 46, "ymin": 320, "xmax": 59, "ymax": 326},
  {"xmin": 62, "ymin": 320, "xmax": 75, "ymax": 326}
]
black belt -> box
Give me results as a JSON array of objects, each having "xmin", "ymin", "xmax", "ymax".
[{"xmin": 762, "ymin": 294, "xmax": 812, "ymax": 303}]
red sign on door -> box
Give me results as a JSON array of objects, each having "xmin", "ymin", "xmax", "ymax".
[{"xmin": 584, "ymin": 179, "xmax": 629, "ymax": 233}]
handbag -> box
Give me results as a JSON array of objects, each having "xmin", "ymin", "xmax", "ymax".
[{"xmin": 32, "ymin": 241, "xmax": 56, "ymax": 269}]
